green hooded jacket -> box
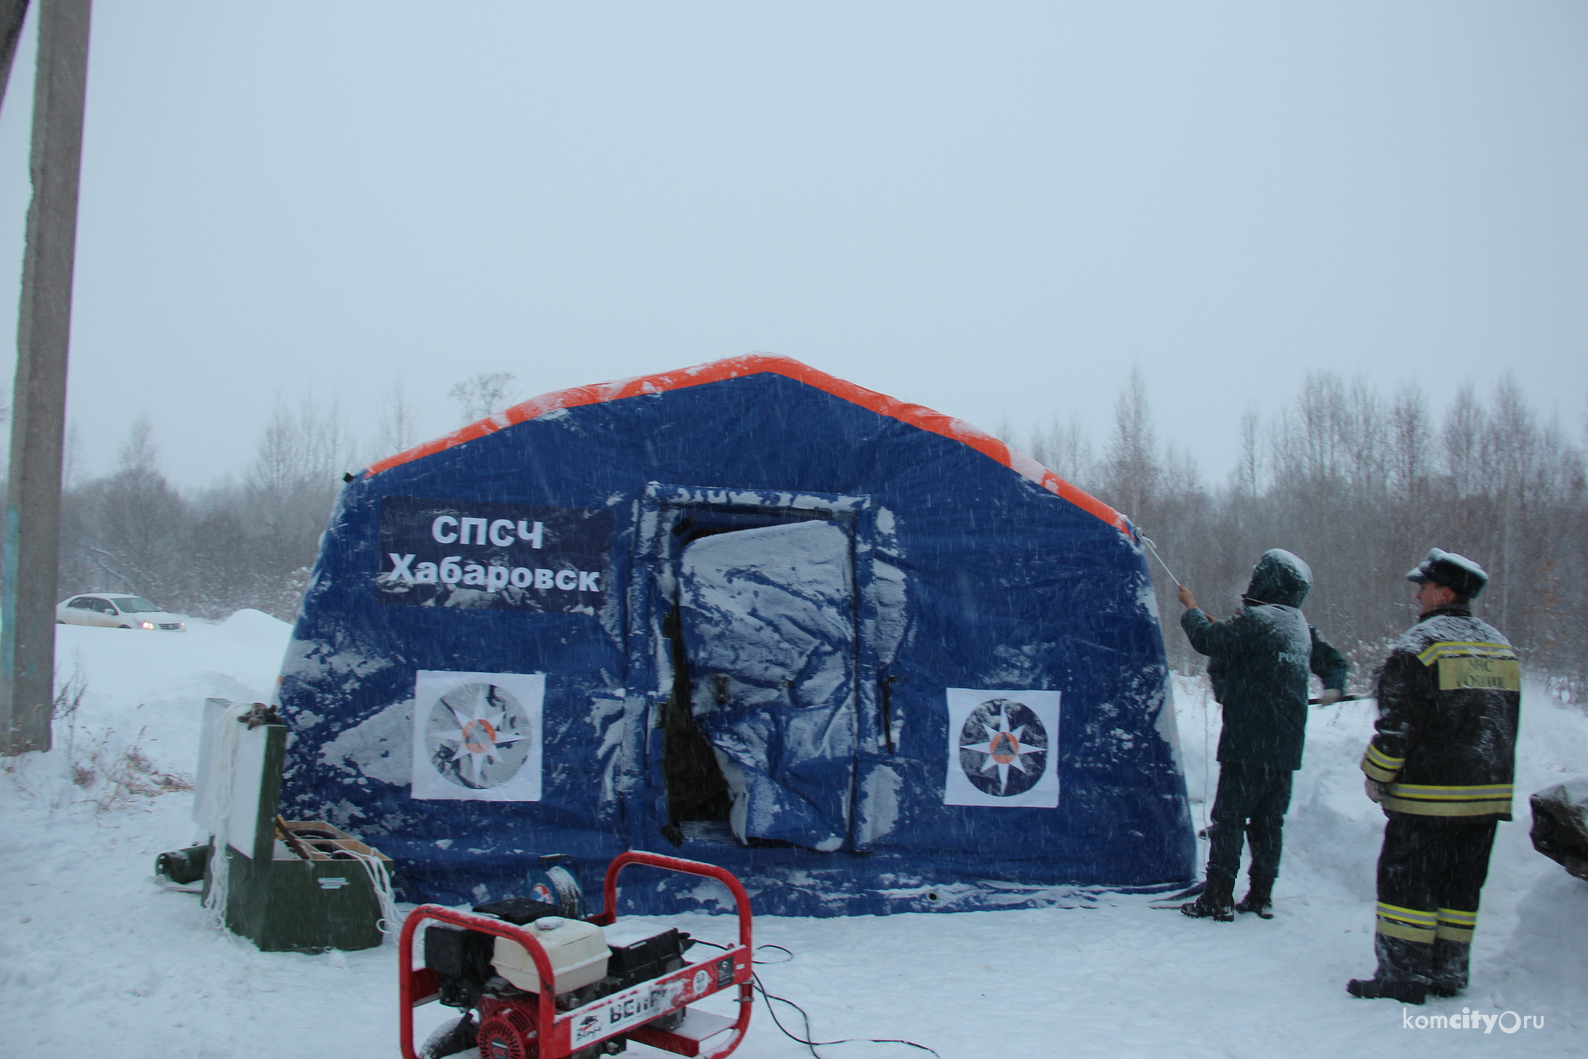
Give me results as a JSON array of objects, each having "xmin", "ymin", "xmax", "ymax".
[{"xmin": 1180, "ymin": 549, "xmax": 1349, "ymax": 771}]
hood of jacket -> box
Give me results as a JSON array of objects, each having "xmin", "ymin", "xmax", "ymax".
[{"xmin": 1244, "ymin": 548, "xmax": 1313, "ymax": 608}]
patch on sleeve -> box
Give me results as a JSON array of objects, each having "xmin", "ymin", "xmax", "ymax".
[{"xmin": 1436, "ymin": 655, "xmax": 1520, "ymax": 692}]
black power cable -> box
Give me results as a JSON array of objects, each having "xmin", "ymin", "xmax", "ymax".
[{"xmin": 691, "ymin": 939, "xmax": 943, "ymax": 1059}]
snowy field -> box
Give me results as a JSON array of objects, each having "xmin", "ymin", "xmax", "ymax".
[{"xmin": 2, "ymin": 614, "xmax": 1585, "ymax": 1058}]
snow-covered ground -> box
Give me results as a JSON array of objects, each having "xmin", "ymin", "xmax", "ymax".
[{"xmin": 2, "ymin": 615, "xmax": 1584, "ymax": 1057}]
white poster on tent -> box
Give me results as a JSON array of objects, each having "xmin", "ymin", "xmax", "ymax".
[
  {"xmin": 411, "ymin": 670, "xmax": 545, "ymax": 801},
  {"xmin": 943, "ymin": 687, "xmax": 1060, "ymax": 808}
]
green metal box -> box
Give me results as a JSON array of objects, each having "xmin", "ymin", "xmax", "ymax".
[{"xmin": 197, "ymin": 710, "xmax": 392, "ymax": 953}]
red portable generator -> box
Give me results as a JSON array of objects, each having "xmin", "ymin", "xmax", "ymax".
[{"xmin": 400, "ymin": 852, "xmax": 753, "ymax": 1059}]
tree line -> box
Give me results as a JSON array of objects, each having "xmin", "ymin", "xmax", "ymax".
[
  {"xmin": 1027, "ymin": 371, "xmax": 1588, "ymax": 694},
  {"xmin": 51, "ymin": 374, "xmax": 521, "ymax": 623},
  {"xmin": 43, "ymin": 369, "xmax": 1588, "ymax": 694},
  {"xmin": 57, "ymin": 401, "xmax": 356, "ymax": 622}
]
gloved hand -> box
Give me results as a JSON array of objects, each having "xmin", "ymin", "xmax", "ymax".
[
  {"xmin": 1364, "ymin": 778, "xmax": 1385, "ymax": 803},
  {"xmin": 1317, "ymin": 688, "xmax": 1343, "ymax": 706}
]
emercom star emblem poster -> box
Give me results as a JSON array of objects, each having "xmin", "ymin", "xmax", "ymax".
[
  {"xmin": 412, "ymin": 670, "xmax": 545, "ymax": 801},
  {"xmin": 944, "ymin": 687, "xmax": 1060, "ymax": 808}
]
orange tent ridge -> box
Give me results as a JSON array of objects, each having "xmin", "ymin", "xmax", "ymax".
[{"xmin": 365, "ymin": 353, "xmax": 1131, "ymax": 538}]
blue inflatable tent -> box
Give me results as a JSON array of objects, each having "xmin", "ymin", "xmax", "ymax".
[{"xmin": 278, "ymin": 355, "xmax": 1195, "ymax": 915}]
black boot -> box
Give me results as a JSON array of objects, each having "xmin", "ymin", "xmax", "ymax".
[
  {"xmin": 1347, "ymin": 933, "xmax": 1431, "ymax": 1004},
  {"xmin": 1429, "ymin": 939, "xmax": 1471, "ymax": 998},
  {"xmin": 1181, "ymin": 872, "xmax": 1235, "ymax": 921},
  {"xmin": 1235, "ymin": 875, "xmax": 1275, "ymax": 919},
  {"xmin": 1346, "ymin": 977, "xmax": 1427, "ymax": 1004}
]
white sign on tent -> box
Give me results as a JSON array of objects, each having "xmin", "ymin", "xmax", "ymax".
[
  {"xmin": 411, "ymin": 670, "xmax": 545, "ymax": 802},
  {"xmin": 944, "ymin": 687, "xmax": 1060, "ymax": 808}
]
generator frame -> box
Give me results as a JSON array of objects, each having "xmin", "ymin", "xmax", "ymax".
[{"xmin": 399, "ymin": 851, "xmax": 754, "ymax": 1059}]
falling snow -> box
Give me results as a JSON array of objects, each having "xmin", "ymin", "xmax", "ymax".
[{"xmin": 1, "ymin": 618, "xmax": 1584, "ymax": 1057}]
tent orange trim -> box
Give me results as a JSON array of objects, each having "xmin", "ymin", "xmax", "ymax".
[{"xmin": 365, "ymin": 354, "xmax": 1131, "ymax": 536}]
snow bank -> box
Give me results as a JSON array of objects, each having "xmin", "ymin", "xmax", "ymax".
[
  {"xmin": 49, "ymin": 613, "xmax": 291, "ymax": 776},
  {"xmin": 1, "ymin": 624, "xmax": 1583, "ymax": 1057},
  {"xmin": 1494, "ymin": 869, "xmax": 1588, "ymax": 1013}
]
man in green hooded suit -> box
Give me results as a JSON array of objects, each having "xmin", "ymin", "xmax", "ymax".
[{"xmin": 1176, "ymin": 549, "xmax": 1349, "ymax": 921}]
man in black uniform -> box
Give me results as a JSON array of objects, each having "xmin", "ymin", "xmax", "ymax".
[
  {"xmin": 1176, "ymin": 549, "xmax": 1349, "ymax": 921},
  {"xmin": 1349, "ymin": 548, "xmax": 1520, "ymax": 1005}
]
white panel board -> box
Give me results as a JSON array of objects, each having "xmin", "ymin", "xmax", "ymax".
[
  {"xmin": 944, "ymin": 687, "xmax": 1061, "ymax": 808},
  {"xmin": 411, "ymin": 671, "xmax": 545, "ymax": 801}
]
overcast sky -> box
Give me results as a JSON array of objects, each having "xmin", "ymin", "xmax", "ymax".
[{"xmin": 0, "ymin": 1, "xmax": 1583, "ymax": 493}]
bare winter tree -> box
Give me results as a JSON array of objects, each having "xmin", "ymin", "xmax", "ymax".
[
  {"xmin": 1232, "ymin": 407, "xmax": 1262, "ymax": 503},
  {"xmin": 1025, "ymin": 414, "xmax": 1095, "ymax": 490},
  {"xmin": 1443, "ymin": 384, "xmax": 1485, "ymax": 503},
  {"xmin": 1087, "ymin": 369, "xmax": 1219, "ymax": 670},
  {"xmin": 375, "ymin": 381, "xmax": 421, "ymax": 457},
  {"xmin": 182, "ymin": 496, "xmax": 258, "ymax": 620},
  {"xmin": 61, "ymin": 418, "xmax": 189, "ymax": 604},
  {"xmin": 1101, "ymin": 366, "xmax": 1160, "ymax": 523},
  {"xmin": 239, "ymin": 396, "xmax": 354, "ymax": 619},
  {"xmin": 1388, "ymin": 385, "xmax": 1432, "ymax": 504},
  {"xmin": 1024, "ymin": 369, "xmax": 1588, "ymax": 690},
  {"xmin": 449, "ymin": 372, "xmax": 521, "ymax": 424}
]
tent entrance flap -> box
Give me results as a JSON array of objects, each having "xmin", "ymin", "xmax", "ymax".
[
  {"xmin": 642, "ymin": 485, "xmax": 870, "ymax": 854},
  {"xmin": 680, "ymin": 519, "xmax": 856, "ymax": 850}
]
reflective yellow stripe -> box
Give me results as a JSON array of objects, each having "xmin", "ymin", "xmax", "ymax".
[
  {"xmin": 1376, "ymin": 919, "xmax": 1437, "ymax": 944},
  {"xmin": 1380, "ymin": 796, "xmax": 1512, "ymax": 817},
  {"xmin": 1386, "ymin": 783, "xmax": 1513, "ymax": 801},
  {"xmin": 1361, "ymin": 743, "xmax": 1402, "ymax": 782},
  {"xmin": 1376, "ymin": 902, "xmax": 1437, "ymax": 926},
  {"xmin": 1361, "ymin": 758, "xmax": 1399, "ymax": 783},
  {"xmin": 1364, "ymin": 743, "xmax": 1404, "ymax": 770},
  {"xmin": 1436, "ymin": 909, "xmax": 1478, "ymax": 941},
  {"xmin": 1416, "ymin": 641, "xmax": 1515, "ymax": 666}
]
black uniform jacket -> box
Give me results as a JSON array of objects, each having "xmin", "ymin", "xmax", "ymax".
[{"xmin": 1360, "ymin": 604, "xmax": 1520, "ymax": 821}]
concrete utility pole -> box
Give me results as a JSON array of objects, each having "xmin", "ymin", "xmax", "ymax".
[{"xmin": 1, "ymin": 0, "xmax": 92, "ymax": 755}]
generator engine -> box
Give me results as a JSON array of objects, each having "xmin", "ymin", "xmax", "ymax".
[{"xmin": 419, "ymin": 896, "xmax": 694, "ymax": 1059}]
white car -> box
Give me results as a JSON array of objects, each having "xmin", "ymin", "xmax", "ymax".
[{"xmin": 56, "ymin": 594, "xmax": 186, "ymax": 631}]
